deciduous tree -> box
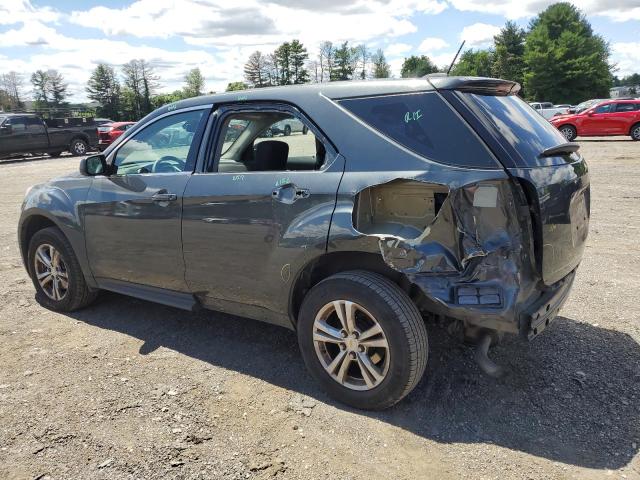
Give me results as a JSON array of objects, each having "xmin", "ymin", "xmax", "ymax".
[{"xmin": 400, "ymin": 55, "xmax": 438, "ymax": 78}]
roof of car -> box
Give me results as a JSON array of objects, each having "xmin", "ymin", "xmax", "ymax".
[
  {"xmin": 109, "ymin": 121, "xmax": 136, "ymax": 126},
  {"xmin": 147, "ymin": 76, "xmax": 518, "ymax": 121}
]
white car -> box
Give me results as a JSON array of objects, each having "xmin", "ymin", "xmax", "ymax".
[{"xmin": 529, "ymin": 102, "xmax": 570, "ymax": 120}]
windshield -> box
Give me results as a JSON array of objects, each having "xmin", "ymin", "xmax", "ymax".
[
  {"xmin": 575, "ymin": 99, "xmax": 605, "ymax": 114},
  {"xmin": 462, "ymin": 93, "xmax": 570, "ymax": 167}
]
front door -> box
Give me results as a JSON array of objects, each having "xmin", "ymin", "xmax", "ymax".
[
  {"xmin": 581, "ymin": 103, "xmax": 615, "ymax": 135},
  {"xmin": 182, "ymin": 105, "xmax": 344, "ymax": 322},
  {"xmin": 3, "ymin": 116, "xmax": 29, "ymax": 154},
  {"xmin": 83, "ymin": 108, "xmax": 207, "ymax": 291}
]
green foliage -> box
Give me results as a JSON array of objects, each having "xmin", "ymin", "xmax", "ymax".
[
  {"xmin": 492, "ymin": 21, "xmax": 526, "ymax": 89},
  {"xmin": 371, "ymin": 49, "xmax": 391, "ymax": 78},
  {"xmin": 0, "ymin": 72, "xmax": 24, "ymax": 110},
  {"xmin": 450, "ymin": 50, "xmax": 494, "ymax": 77},
  {"xmin": 151, "ymin": 90, "xmax": 185, "ymax": 109},
  {"xmin": 613, "ymin": 73, "xmax": 640, "ymax": 87},
  {"xmin": 523, "ymin": 2, "xmax": 612, "ymax": 104},
  {"xmin": 244, "ymin": 51, "xmax": 270, "ymax": 87},
  {"xmin": 183, "ymin": 68, "xmax": 205, "ymax": 97},
  {"xmin": 121, "ymin": 59, "xmax": 160, "ymax": 119},
  {"xmin": 331, "ymin": 42, "xmax": 357, "ymax": 81},
  {"xmin": 226, "ymin": 81, "xmax": 248, "ymax": 92},
  {"xmin": 400, "ymin": 55, "xmax": 439, "ymax": 78},
  {"xmin": 86, "ymin": 64, "xmax": 121, "ymax": 120},
  {"xmin": 31, "ymin": 69, "xmax": 67, "ymax": 110}
]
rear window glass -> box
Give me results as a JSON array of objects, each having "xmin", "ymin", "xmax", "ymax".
[
  {"xmin": 462, "ymin": 93, "xmax": 568, "ymax": 166},
  {"xmin": 338, "ymin": 92, "xmax": 498, "ymax": 168}
]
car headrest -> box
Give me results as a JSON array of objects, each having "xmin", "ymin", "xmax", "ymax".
[{"xmin": 253, "ymin": 140, "xmax": 289, "ymax": 171}]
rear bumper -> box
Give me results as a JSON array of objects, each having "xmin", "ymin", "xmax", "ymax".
[{"xmin": 520, "ymin": 270, "xmax": 575, "ymax": 339}]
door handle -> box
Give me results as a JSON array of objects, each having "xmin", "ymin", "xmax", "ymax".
[
  {"xmin": 152, "ymin": 192, "xmax": 177, "ymax": 202},
  {"xmin": 271, "ymin": 184, "xmax": 310, "ymax": 204}
]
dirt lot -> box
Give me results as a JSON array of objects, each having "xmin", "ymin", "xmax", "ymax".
[{"xmin": 0, "ymin": 139, "xmax": 639, "ymax": 480}]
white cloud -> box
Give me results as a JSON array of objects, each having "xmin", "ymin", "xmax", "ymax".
[
  {"xmin": 611, "ymin": 42, "xmax": 640, "ymax": 78},
  {"xmin": 67, "ymin": 0, "xmax": 444, "ymax": 47},
  {"xmin": 0, "ymin": 0, "xmax": 59, "ymax": 26},
  {"xmin": 418, "ymin": 37, "xmax": 449, "ymax": 52},
  {"xmin": 448, "ymin": 0, "xmax": 640, "ymax": 21},
  {"xmin": 385, "ymin": 43, "xmax": 413, "ymax": 57},
  {"xmin": 460, "ymin": 23, "xmax": 501, "ymax": 47}
]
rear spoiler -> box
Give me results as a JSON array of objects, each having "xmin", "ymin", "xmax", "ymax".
[
  {"xmin": 426, "ymin": 76, "xmax": 520, "ymax": 96},
  {"xmin": 539, "ymin": 142, "xmax": 580, "ymax": 158}
]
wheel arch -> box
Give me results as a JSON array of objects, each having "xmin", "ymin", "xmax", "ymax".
[
  {"xmin": 19, "ymin": 212, "xmax": 62, "ymax": 268},
  {"xmin": 288, "ymin": 251, "xmax": 417, "ymax": 327}
]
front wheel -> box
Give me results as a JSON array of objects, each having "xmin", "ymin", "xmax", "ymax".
[
  {"xmin": 297, "ymin": 271, "xmax": 428, "ymax": 410},
  {"xmin": 559, "ymin": 125, "xmax": 577, "ymax": 141},
  {"xmin": 27, "ymin": 227, "xmax": 98, "ymax": 311},
  {"xmin": 69, "ymin": 138, "xmax": 88, "ymax": 156},
  {"xmin": 630, "ymin": 123, "xmax": 640, "ymax": 141}
]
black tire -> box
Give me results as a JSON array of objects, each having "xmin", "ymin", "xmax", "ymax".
[
  {"xmin": 559, "ymin": 125, "xmax": 577, "ymax": 141},
  {"xmin": 69, "ymin": 138, "xmax": 88, "ymax": 156},
  {"xmin": 302, "ymin": 126, "xmax": 308, "ymax": 135},
  {"xmin": 49, "ymin": 151, "xmax": 63, "ymax": 158},
  {"xmin": 630, "ymin": 123, "xmax": 640, "ymax": 141},
  {"xmin": 297, "ymin": 270, "xmax": 428, "ymax": 410},
  {"xmin": 27, "ymin": 227, "xmax": 98, "ymax": 312},
  {"xmin": 284, "ymin": 125, "xmax": 291, "ymax": 136}
]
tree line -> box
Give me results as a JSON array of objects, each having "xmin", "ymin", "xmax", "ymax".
[
  {"xmin": 399, "ymin": 3, "xmax": 616, "ymax": 104},
  {"xmin": 1, "ymin": 3, "xmax": 637, "ymax": 119}
]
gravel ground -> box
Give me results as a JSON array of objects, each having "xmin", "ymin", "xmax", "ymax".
[{"xmin": 0, "ymin": 139, "xmax": 639, "ymax": 480}]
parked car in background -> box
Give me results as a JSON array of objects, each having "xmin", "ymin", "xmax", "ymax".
[
  {"xmin": 551, "ymin": 99, "xmax": 640, "ymax": 141},
  {"xmin": 0, "ymin": 113, "xmax": 98, "ymax": 159},
  {"xmin": 94, "ymin": 118, "xmax": 114, "ymax": 126},
  {"xmin": 568, "ymin": 99, "xmax": 606, "ymax": 114},
  {"xmin": 19, "ymin": 77, "xmax": 590, "ymax": 410},
  {"xmin": 269, "ymin": 117, "xmax": 308, "ymax": 136},
  {"xmin": 529, "ymin": 102, "xmax": 570, "ymax": 119},
  {"xmin": 97, "ymin": 121, "xmax": 136, "ymax": 150}
]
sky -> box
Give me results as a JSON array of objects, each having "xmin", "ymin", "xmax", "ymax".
[{"xmin": 0, "ymin": 0, "xmax": 639, "ymax": 102}]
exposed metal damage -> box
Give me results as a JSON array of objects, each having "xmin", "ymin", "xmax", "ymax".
[{"xmin": 348, "ymin": 176, "xmax": 541, "ymax": 337}]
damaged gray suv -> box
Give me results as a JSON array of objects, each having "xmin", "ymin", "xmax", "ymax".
[{"xmin": 19, "ymin": 77, "xmax": 590, "ymax": 410}]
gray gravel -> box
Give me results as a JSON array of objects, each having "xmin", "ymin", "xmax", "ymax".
[{"xmin": 0, "ymin": 138, "xmax": 638, "ymax": 479}]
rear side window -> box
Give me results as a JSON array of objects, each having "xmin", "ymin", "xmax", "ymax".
[
  {"xmin": 338, "ymin": 92, "xmax": 498, "ymax": 168},
  {"xmin": 461, "ymin": 93, "xmax": 568, "ymax": 166},
  {"xmin": 594, "ymin": 103, "xmax": 613, "ymax": 114},
  {"xmin": 615, "ymin": 103, "xmax": 639, "ymax": 112}
]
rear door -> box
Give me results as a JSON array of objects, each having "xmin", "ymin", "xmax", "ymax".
[
  {"xmin": 83, "ymin": 108, "xmax": 208, "ymax": 291},
  {"xmin": 612, "ymin": 102, "xmax": 640, "ymax": 134},
  {"xmin": 182, "ymin": 104, "xmax": 343, "ymax": 321}
]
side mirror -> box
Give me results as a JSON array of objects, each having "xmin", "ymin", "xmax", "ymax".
[{"xmin": 80, "ymin": 154, "xmax": 107, "ymax": 176}]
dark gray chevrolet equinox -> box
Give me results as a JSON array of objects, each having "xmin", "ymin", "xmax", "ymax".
[{"xmin": 19, "ymin": 77, "xmax": 590, "ymax": 409}]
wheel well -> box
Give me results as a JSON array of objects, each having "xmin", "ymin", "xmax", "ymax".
[
  {"xmin": 19, "ymin": 215, "xmax": 57, "ymax": 263},
  {"xmin": 289, "ymin": 251, "xmax": 415, "ymax": 325},
  {"xmin": 69, "ymin": 135, "xmax": 89, "ymax": 146},
  {"xmin": 558, "ymin": 123, "xmax": 576, "ymax": 131}
]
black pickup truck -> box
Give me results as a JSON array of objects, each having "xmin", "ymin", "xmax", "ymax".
[{"xmin": 0, "ymin": 113, "xmax": 98, "ymax": 159}]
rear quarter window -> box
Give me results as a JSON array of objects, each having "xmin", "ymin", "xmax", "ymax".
[{"xmin": 338, "ymin": 92, "xmax": 498, "ymax": 168}]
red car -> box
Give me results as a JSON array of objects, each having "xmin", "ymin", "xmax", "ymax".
[
  {"xmin": 97, "ymin": 121, "xmax": 136, "ymax": 150},
  {"xmin": 550, "ymin": 99, "xmax": 640, "ymax": 141}
]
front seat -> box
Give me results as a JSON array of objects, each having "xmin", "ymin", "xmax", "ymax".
[{"xmin": 252, "ymin": 140, "xmax": 289, "ymax": 171}]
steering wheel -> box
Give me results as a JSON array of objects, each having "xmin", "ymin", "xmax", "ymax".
[{"xmin": 151, "ymin": 155, "xmax": 185, "ymax": 173}]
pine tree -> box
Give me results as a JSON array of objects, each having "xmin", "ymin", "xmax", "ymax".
[
  {"xmin": 492, "ymin": 21, "xmax": 526, "ymax": 91},
  {"xmin": 31, "ymin": 70, "xmax": 50, "ymax": 110},
  {"xmin": 371, "ymin": 49, "xmax": 391, "ymax": 78},
  {"xmin": 183, "ymin": 68, "xmax": 205, "ymax": 97},
  {"xmin": 289, "ymin": 39, "xmax": 309, "ymax": 84},
  {"xmin": 48, "ymin": 70, "xmax": 67, "ymax": 108},
  {"xmin": 86, "ymin": 64, "xmax": 121, "ymax": 120},
  {"xmin": 274, "ymin": 42, "xmax": 291, "ymax": 85},
  {"xmin": 332, "ymin": 42, "xmax": 356, "ymax": 81}
]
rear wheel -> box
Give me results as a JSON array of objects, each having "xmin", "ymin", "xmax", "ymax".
[
  {"xmin": 559, "ymin": 125, "xmax": 577, "ymax": 141},
  {"xmin": 69, "ymin": 138, "xmax": 88, "ymax": 156},
  {"xmin": 27, "ymin": 227, "xmax": 98, "ymax": 311},
  {"xmin": 302, "ymin": 126, "xmax": 308, "ymax": 135},
  {"xmin": 297, "ymin": 271, "xmax": 428, "ymax": 410},
  {"xmin": 284, "ymin": 125, "xmax": 291, "ymax": 136},
  {"xmin": 631, "ymin": 123, "xmax": 640, "ymax": 141}
]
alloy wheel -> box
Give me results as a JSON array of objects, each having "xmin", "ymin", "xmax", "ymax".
[
  {"xmin": 633, "ymin": 126, "xmax": 640, "ymax": 140},
  {"xmin": 312, "ymin": 300, "xmax": 390, "ymax": 391},
  {"xmin": 560, "ymin": 127, "xmax": 575, "ymax": 141},
  {"xmin": 34, "ymin": 243, "xmax": 69, "ymax": 301}
]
